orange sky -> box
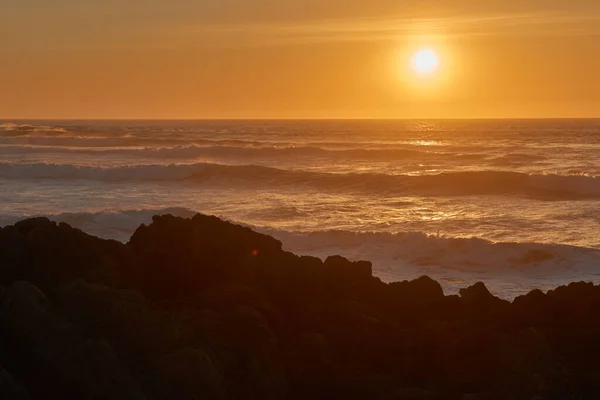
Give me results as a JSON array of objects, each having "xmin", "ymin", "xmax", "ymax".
[{"xmin": 2, "ymin": 1, "xmax": 600, "ymax": 119}]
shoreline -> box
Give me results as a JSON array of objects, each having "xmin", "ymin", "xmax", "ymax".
[
  {"xmin": 2, "ymin": 208, "xmax": 600, "ymax": 300},
  {"xmin": 1, "ymin": 213, "xmax": 600, "ymax": 399}
]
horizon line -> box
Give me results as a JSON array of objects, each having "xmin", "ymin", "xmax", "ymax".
[{"xmin": 3, "ymin": 117, "xmax": 600, "ymax": 122}]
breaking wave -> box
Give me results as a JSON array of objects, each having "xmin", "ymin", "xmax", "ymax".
[
  {"xmin": 261, "ymin": 227, "xmax": 600, "ymax": 298},
  {"xmin": 0, "ymin": 123, "xmax": 68, "ymax": 136}
]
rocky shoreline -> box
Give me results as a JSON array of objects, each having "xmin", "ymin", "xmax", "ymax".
[{"xmin": 1, "ymin": 214, "xmax": 599, "ymax": 399}]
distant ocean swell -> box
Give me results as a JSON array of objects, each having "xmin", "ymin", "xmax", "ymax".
[
  {"xmin": 0, "ymin": 123, "xmax": 500, "ymax": 154},
  {"xmin": 0, "ymin": 136, "xmax": 268, "ymax": 149},
  {"xmin": 1, "ymin": 162, "xmax": 599, "ymax": 199},
  {"xmin": 0, "ymin": 141, "xmax": 499, "ymax": 163},
  {"xmin": 0, "ymin": 143, "xmax": 461, "ymax": 159}
]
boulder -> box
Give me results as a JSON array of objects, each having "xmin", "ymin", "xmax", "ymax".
[
  {"xmin": 324, "ymin": 256, "xmax": 372, "ymax": 280},
  {"xmin": 128, "ymin": 214, "xmax": 283, "ymax": 299},
  {"xmin": 379, "ymin": 387, "xmax": 438, "ymax": 400},
  {"xmin": 459, "ymin": 282, "xmax": 496, "ymax": 304},
  {"xmin": 155, "ymin": 347, "xmax": 224, "ymax": 400},
  {"xmin": 388, "ymin": 276, "xmax": 445, "ymax": 305},
  {"xmin": 0, "ymin": 218, "xmax": 129, "ymax": 289},
  {"xmin": 512, "ymin": 289, "xmax": 553, "ymax": 327},
  {"xmin": 0, "ymin": 367, "xmax": 30, "ymax": 400},
  {"xmin": 0, "ymin": 281, "xmax": 144, "ymax": 400}
]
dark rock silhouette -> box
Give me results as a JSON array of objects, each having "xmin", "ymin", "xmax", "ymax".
[
  {"xmin": 0, "ymin": 366, "xmax": 30, "ymax": 400},
  {"xmin": 0, "ymin": 214, "xmax": 600, "ymax": 399}
]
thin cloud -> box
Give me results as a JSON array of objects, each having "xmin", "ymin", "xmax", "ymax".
[{"xmin": 184, "ymin": 12, "xmax": 600, "ymax": 45}]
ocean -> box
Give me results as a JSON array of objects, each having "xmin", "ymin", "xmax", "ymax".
[{"xmin": 2, "ymin": 119, "xmax": 600, "ymax": 299}]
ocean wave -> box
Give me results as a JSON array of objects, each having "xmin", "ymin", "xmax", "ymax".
[
  {"xmin": 261, "ymin": 227, "xmax": 600, "ymax": 298},
  {"xmin": 0, "ymin": 136, "xmax": 268, "ymax": 148},
  {"xmin": 265, "ymin": 227, "xmax": 600, "ymax": 270},
  {"xmin": 246, "ymin": 206, "xmax": 306, "ymax": 220},
  {"xmin": 0, "ymin": 132, "xmax": 499, "ymax": 155},
  {"xmin": 1, "ymin": 162, "xmax": 599, "ymax": 199},
  {"xmin": 0, "ymin": 123, "xmax": 68, "ymax": 136},
  {"xmin": 0, "ymin": 143, "xmax": 479, "ymax": 163},
  {"xmin": 489, "ymin": 153, "xmax": 547, "ymax": 166},
  {"xmin": 0, "ymin": 162, "xmax": 208, "ymax": 181}
]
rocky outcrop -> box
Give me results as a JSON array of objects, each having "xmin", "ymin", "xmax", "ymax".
[
  {"xmin": 0, "ymin": 218, "xmax": 129, "ymax": 289},
  {"xmin": 0, "ymin": 366, "xmax": 29, "ymax": 400},
  {"xmin": 389, "ymin": 275, "xmax": 444, "ymax": 304},
  {"xmin": 0, "ymin": 214, "xmax": 600, "ymax": 399},
  {"xmin": 0, "ymin": 281, "xmax": 144, "ymax": 400},
  {"xmin": 128, "ymin": 214, "xmax": 283, "ymax": 299}
]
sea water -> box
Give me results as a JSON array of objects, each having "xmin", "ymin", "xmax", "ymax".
[{"xmin": 2, "ymin": 119, "xmax": 600, "ymax": 298}]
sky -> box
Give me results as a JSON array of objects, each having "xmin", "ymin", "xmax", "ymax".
[{"xmin": 2, "ymin": 0, "xmax": 600, "ymax": 119}]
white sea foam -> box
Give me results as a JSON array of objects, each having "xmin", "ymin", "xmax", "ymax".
[
  {"xmin": 254, "ymin": 227, "xmax": 600, "ymax": 299},
  {"xmin": 0, "ymin": 123, "xmax": 68, "ymax": 135}
]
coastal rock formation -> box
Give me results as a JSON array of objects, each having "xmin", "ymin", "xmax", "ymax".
[{"xmin": 0, "ymin": 214, "xmax": 600, "ymax": 399}]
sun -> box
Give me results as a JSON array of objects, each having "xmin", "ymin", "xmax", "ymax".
[{"xmin": 411, "ymin": 49, "xmax": 439, "ymax": 75}]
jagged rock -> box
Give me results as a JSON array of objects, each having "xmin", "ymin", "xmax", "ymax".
[
  {"xmin": 1, "ymin": 281, "xmax": 50, "ymax": 330},
  {"xmin": 54, "ymin": 281, "xmax": 176, "ymax": 357},
  {"xmin": 0, "ymin": 281, "xmax": 145, "ymax": 400},
  {"xmin": 379, "ymin": 387, "xmax": 438, "ymax": 399},
  {"xmin": 128, "ymin": 214, "xmax": 283, "ymax": 299},
  {"xmin": 155, "ymin": 347, "xmax": 224, "ymax": 400},
  {"xmin": 324, "ymin": 256, "xmax": 372, "ymax": 281},
  {"xmin": 298, "ymin": 332, "xmax": 329, "ymax": 361},
  {"xmin": 459, "ymin": 282, "xmax": 496, "ymax": 304},
  {"xmin": 547, "ymin": 281, "xmax": 599, "ymax": 305},
  {"xmin": 461, "ymin": 394, "xmax": 493, "ymax": 400},
  {"xmin": 0, "ymin": 218, "xmax": 129, "ymax": 289},
  {"xmin": 389, "ymin": 276, "xmax": 445, "ymax": 304},
  {"xmin": 514, "ymin": 289, "xmax": 547, "ymax": 308},
  {"xmin": 0, "ymin": 366, "xmax": 30, "ymax": 400},
  {"xmin": 55, "ymin": 281, "xmax": 286, "ymax": 400},
  {"xmin": 513, "ymin": 289, "xmax": 552, "ymax": 327},
  {"xmin": 0, "ymin": 215, "xmax": 599, "ymax": 399}
]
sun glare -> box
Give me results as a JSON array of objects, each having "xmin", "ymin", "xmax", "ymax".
[{"xmin": 411, "ymin": 49, "xmax": 439, "ymax": 75}]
